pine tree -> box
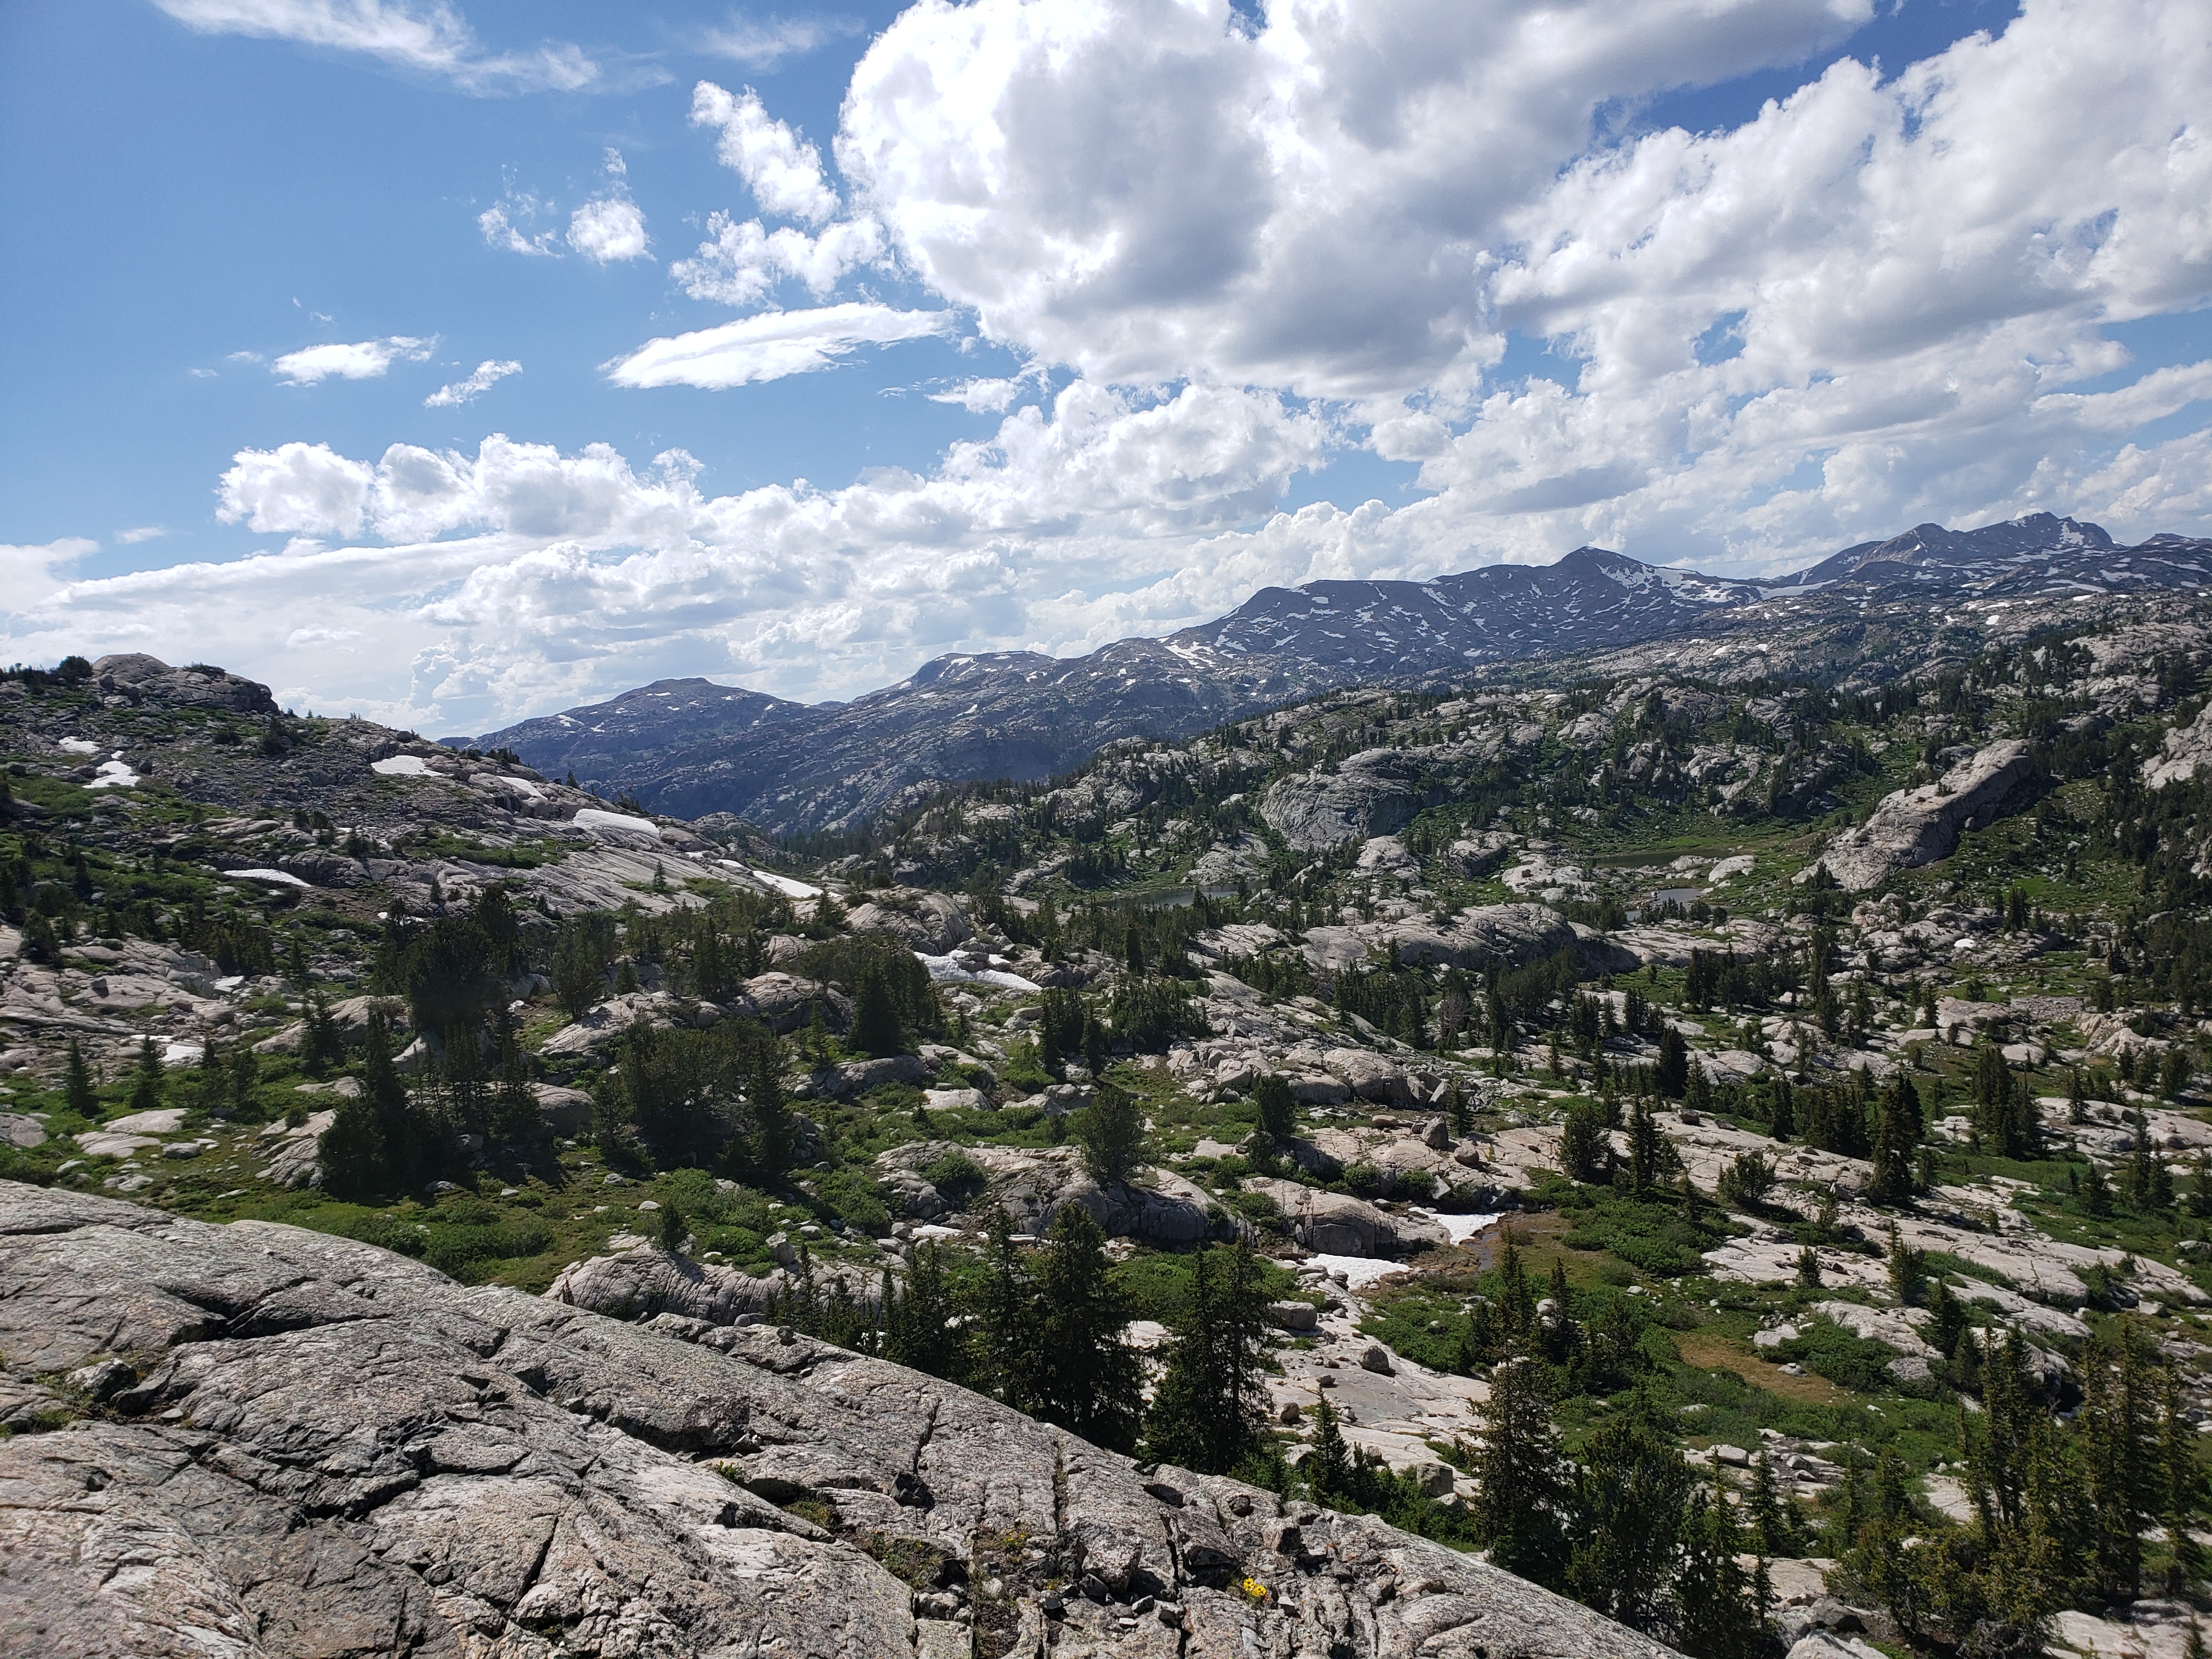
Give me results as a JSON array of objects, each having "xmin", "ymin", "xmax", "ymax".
[
  {"xmin": 968, "ymin": 1210, "xmax": 1039, "ymax": 1408},
  {"xmin": 1567, "ymin": 1389, "xmax": 1690, "ymax": 1630},
  {"xmin": 127, "ymin": 1036, "xmax": 163, "ymax": 1115},
  {"xmin": 1674, "ymin": 1462, "xmax": 1768, "ymax": 1659},
  {"xmin": 1471, "ymin": 1349, "xmax": 1568, "ymax": 1585},
  {"xmin": 1746, "ymin": 1449, "xmax": 1803, "ymax": 1558},
  {"xmin": 884, "ymin": 1240, "xmax": 967, "ymax": 1384},
  {"xmin": 658, "ymin": 1199, "xmax": 687, "ymax": 1253},
  {"xmin": 1656, "ymin": 1026, "xmax": 1689, "ymax": 1098},
  {"xmin": 63, "ymin": 1038, "xmax": 97, "ymax": 1119},
  {"xmin": 1074, "ymin": 1080, "xmax": 1146, "ymax": 1188},
  {"xmin": 1305, "ymin": 1391, "xmax": 1353, "ymax": 1500},
  {"xmin": 851, "ymin": 961, "xmax": 906, "ymax": 1058},
  {"xmin": 1795, "ymin": 1244, "xmax": 1823, "ymax": 1288},
  {"xmin": 1868, "ymin": 1073, "xmax": 1922, "ymax": 1204},
  {"xmin": 1560, "ymin": 1098, "xmax": 1612, "ymax": 1183},
  {"xmin": 749, "ymin": 1040, "xmax": 794, "ymax": 1182},
  {"xmin": 1627, "ymin": 1098, "xmax": 1664, "ymax": 1192},
  {"xmin": 1145, "ymin": 1239, "xmax": 1270, "ymax": 1475},
  {"xmin": 1254, "ymin": 1073, "xmax": 1296, "ymax": 1142},
  {"xmin": 1027, "ymin": 1205, "xmax": 1143, "ymax": 1452}
]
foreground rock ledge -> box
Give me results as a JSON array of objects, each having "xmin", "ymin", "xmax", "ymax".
[{"xmin": 0, "ymin": 1182, "xmax": 1670, "ymax": 1659}]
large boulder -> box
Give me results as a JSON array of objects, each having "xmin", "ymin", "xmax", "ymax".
[
  {"xmin": 89, "ymin": 653, "xmax": 277, "ymax": 714},
  {"xmin": 1260, "ymin": 749, "xmax": 1432, "ymax": 851},
  {"xmin": 1245, "ymin": 1178, "xmax": 1449, "ymax": 1257},
  {"xmin": 731, "ymin": 972, "xmax": 853, "ymax": 1035},
  {"xmin": 0, "ymin": 1180, "xmax": 1678, "ymax": 1659},
  {"xmin": 961, "ymin": 1145, "xmax": 1227, "ymax": 1245},
  {"xmin": 1815, "ymin": 740, "xmax": 2037, "ymax": 890},
  {"xmin": 842, "ymin": 890, "xmax": 972, "ymax": 953},
  {"xmin": 546, "ymin": 1245, "xmax": 789, "ymax": 1324}
]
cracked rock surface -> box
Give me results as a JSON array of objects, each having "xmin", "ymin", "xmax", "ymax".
[{"xmin": 0, "ymin": 1181, "xmax": 1673, "ymax": 1659}]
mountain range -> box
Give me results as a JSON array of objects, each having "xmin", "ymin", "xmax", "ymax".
[{"xmin": 465, "ymin": 512, "xmax": 2212, "ymax": 831}]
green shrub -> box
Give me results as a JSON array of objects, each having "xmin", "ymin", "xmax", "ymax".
[
  {"xmin": 921, "ymin": 1150, "xmax": 988, "ymax": 1204},
  {"xmin": 815, "ymin": 1167, "xmax": 893, "ymax": 1236}
]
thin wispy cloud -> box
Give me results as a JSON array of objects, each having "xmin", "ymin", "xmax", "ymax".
[
  {"xmin": 271, "ymin": 336, "xmax": 435, "ymax": 385},
  {"xmin": 607, "ymin": 303, "xmax": 953, "ymax": 390},
  {"xmin": 701, "ymin": 13, "xmax": 862, "ymax": 71},
  {"xmin": 424, "ymin": 359, "xmax": 521, "ymax": 408},
  {"xmin": 150, "ymin": 0, "xmax": 598, "ymax": 94}
]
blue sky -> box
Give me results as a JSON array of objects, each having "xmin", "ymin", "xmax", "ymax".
[{"xmin": 2, "ymin": 0, "xmax": 2206, "ymax": 729}]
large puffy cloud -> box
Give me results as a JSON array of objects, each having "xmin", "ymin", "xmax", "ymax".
[
  {"xmin": 832, "ymin": 0, "xmax": 2210, "ymax": 564},
  {"xmin": 18, "ymin": 386, "xmax": 1328, "ymax": 729},
  {"xmin": 216, "ymin": 441, "xmax": 375, "ymax": 536},
  {"xmin": 37, "ymin": 0, "xmax": 2212, "ymax": 732},
  {"xmin": 837, "ymin": 0, "xmax": 1881, "ymax": 399}
]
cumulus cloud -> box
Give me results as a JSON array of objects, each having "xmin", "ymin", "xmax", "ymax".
[
  {"xmin": 272, "ymin": 335, "xmax": 435, "ymax": 385},
  {"xmin": 702, "ymin": 13, "xmax": 862, "ymax": 70},
  {"xmin": 670, "ymin": 211, "xmax": 883, "ymax": 306},
  {"xmin": 16, "ymin": 387, "xmax": 1325, "ymax": 727},
  {"xmin": 424, "ymin": 359, "xmax": 522, "ymax": 408},
  {"xmin": 151, "ymin": 0, "xmax": 597, "ymax": 93},
  {"xmin": 607, "ymin": 303, "xmax": 954, "ymax": 389},
  {"xmin": 0, "ymin": 538, "xmax": 99, "ymax": 607},
  {"xmin": 114, "ymin": 526, "xmax": 167, "ymax": 544},
  {"xmin": 692, "ymin": 80, "xmax": 840, "ymax": 224},
  {"xmin": 217, "ymin": 441, "xmax": 375, "ymax": 535},
  {"xmin": 47, "ymin": 0, "xmax": 2212, "ymax": 732},
  {"xmin": 830, "ymin": 0, "xmax": 2212, "ymax": 564},
  {"xmin": 567, "ymin": 148, "xmax": 651, "ymax": 263}
]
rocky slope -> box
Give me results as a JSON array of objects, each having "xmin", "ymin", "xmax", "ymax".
[
  {"xmin": 0, "ymin": 1180, "xmax": 1674, "ymax": 1659},
  {"xmin": 470, "ymin": 514, "xmax": 2211, "ymax": 831}
]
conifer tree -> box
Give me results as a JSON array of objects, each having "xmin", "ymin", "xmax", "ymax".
[
  {"xmin": 1254, "ymin": 1073, "xmax": 1296, "ymax": 1142},
  {"xmin": 1567, "ymin": 1389, "xmax": 1689, "ymax": 1629},
  {"xmin": 1305, "ymin": 1391, "xmax": 1353, "ymax": 1500},
  {"xmin": 127, "ymin": 1035, "xmax": 163, "ymax": 1115},
  {"xmin": 968, "ymin": 1209, "xmax": 1041, "ymax": 1410},
  {"xmin": 1145, "ymin": 1239, "xmax": 1270, "ymax": 1474},
  {"xmin": 851, "ymin": 961, "xmax": 906, "ymax": 1058},
  {"xmin": 1472, "ymin": 1348, "xmax": 1568, "ymax": 1585},
  {"xmin": 749, "ymin": 1040, "xmax": 794, "ymax": 1182},
  {"xmin": 63, "ymin": 1037, "xmax": 97, "ymax": 1118},
  {"xmin": 1074, "ymin": 1080, "xmax": 1146, "ymax": 1188},
  {"xmin": 1627, "ymin": 1098, "xmax": 1665, "ymax": 1191},
  {"xmin": 1026, "ymin": 1206, "xmax": 1143, "ymax": 1452},
  {"xmin": 1868, "ymin": 1073, "xmax": 1922, "ymax": 1204},
  {"xmin": 1674, "ymin": 1462, "xmax": 1768, "ymax": 1659},
  {"xmin": 884, "ymin": 1240, "xmax": 967, "ymax": 1384}
]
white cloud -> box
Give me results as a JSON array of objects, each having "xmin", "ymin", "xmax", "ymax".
[
  {"xmin": 607, "ymin": 303, "xmax": 953, "ymax": 390},
  {"xmin": 479, "ymin": 195, "xmax": 559, "ymax": 256},
  {"xmin": 189, "ymin": 368, "xmax": 219, "ymax": 379},
  {"xmin": 424, "ymin": 359, "xmax": 523, "ymax": 408},
  {"xmin": 151, "ymin": 0, "xmax": 597, "ymax": 94},
  {"xmin": 566, "ymin": 147, "xmax": 651, "ymax": 263},
  {"xmin": 692, "ymin": 80, "xmax": 840, "ymax": 224},
  {"xmin": 114, "ymin": 526, "xmax": 167, "ymax": 544},
  {"xmin": 670, "ymin": 210, "xmax": 883, "ymax": 306},
  {"xmin": 0, "ymin": 538, "xmax": 98, "ymax": 607},
  {"xmin": 271, "ymin": 335, "xmax": 435, "ymax": 385},
  {"xmin": 216, "ymin": 441, "xmax": 375, "ymax": 535},
  {"xmin": 928, "ymin": 377, "xmax": 1026, "ymax": 414},
  {"xmin": 827, "ymin": 0, "xmax": 2212, "ymax": 564},
  {"xmin": 568, "ymin": 196, "xmax": 650, "ymax": 263},
  {"xmin": 702, "ymin": 13, "xmax": 861, "ymax": 70}
]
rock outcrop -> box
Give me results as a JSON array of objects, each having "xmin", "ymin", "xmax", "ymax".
[
  {"xmin": 1815, "ymin": 740, "xmax": 2037, "ymax": 891},
  {"xmin": 1261, "ymin": 750, "xmax": 1432, "ymax": 851},
  {"xmin": 0, "ymin": 1181, "xmax": 1673, "ymax": 1659}
]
